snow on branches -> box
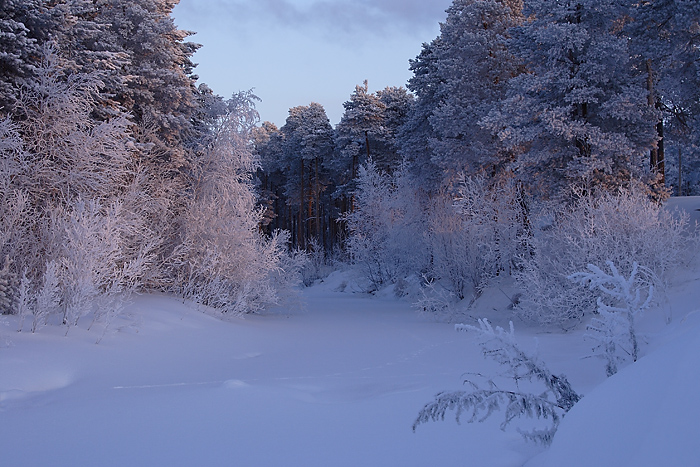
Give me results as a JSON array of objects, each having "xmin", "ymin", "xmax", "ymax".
[
  {"xmin": 569, "ymin": 261, "xmax": 655, "ymax": 376},
  {"xmin": 515, "ymin": 187, "xmax": 691, "ymax": 327},
  {"xmin": 414, "ymin": 319, "xmax": 580, "ymax": 444}
]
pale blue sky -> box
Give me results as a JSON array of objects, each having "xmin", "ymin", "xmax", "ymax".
[{"xmin": 172, "ymin": 0, "xmax": 452, "ymax": 127}]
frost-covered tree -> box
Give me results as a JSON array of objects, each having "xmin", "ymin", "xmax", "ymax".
[
  {"xmin": 252, "ymin": 120, "xmax": 284, "ymax": 231},
  {"xmin": 399, "ymin": 40, "xmax": 443, "ymax": 188},
  {"xmin": 76, "ymin": 0, "xmax": 200, "ymax": 168},
  {"xmin": 425, "ymin": 174, "xmax": 527, "ymax": 302},
  {"xmin": 13, "ymin": 49, "xmax": 133, "ymax": 208},
  {"xmin": 48, "ymin": 199, "xmax": 154, "ymax": 334},
  {"xmin": 11, "ymin": 47, "xmax": 156, "ymax": 303},
  {"xmin": 482, "ymin": 0, "xmax": 659, "ymax": 200},
  {"xmin": 333, "ymin": 81, "xmax": 386, "ymax": 193},
  {"xmin": 0, "ymin": 0, "xmax": 45, "ymax": 111},
  {"xmin": 570, "ymin": 261, "xmax": 655, "ymax": 376},
  {"xmin": 37, "ymin": 0, "xmax": 129, "ymax": 119},
  {"xmin": 278, "ymin": 102, "xmax": 335, "ymax": 250},
  {"xmin": 0, "ymin": 116, "xmax": 29, "ymax": 281},
  {"xmin": 628, "ymin": 0, "xmax": 700, "ymax": 193},
  {"xmin": 171, "ymin": 91, "xmax": 303, "ymax": 314},
  {"xmin": 515, "ymin": 188, "xmax": 691, "ymax": 327},
  {"xmin": 398, "ymin": 0, "xmax": 523, "ymax": 187},
  {"xmin": 0, "ymin": 48, "xmax": 156, "ymax": 331},
  {"xmin": 344, "ymin": 160, "xmax": 428, "ymax": 291},
  {"xmin": 432, "ymin": 0, "xmax": 523, "ymax": 179},
  {"xmin": 373, "ymin": 86, "xmax": 413, "ymax": 173}
]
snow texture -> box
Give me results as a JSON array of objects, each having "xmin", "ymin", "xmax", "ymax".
[{"xmin": 1, "ymin": 198, "xmax": 699, "ymax": 466}]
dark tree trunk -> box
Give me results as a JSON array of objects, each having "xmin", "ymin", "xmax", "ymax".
[{"xmin": 299, "ymin": 157, "xmax": 305, "ymax": 250}]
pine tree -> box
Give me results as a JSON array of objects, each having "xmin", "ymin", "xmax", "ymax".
[
  {"xmin": 0, "ymin": 0, "xmax": 46, "ymax": 111},
  {"xmin": 482, "ymin": 0, "xmax": 659, "ymax": 200},
  {"xmin": 428, "ymin": 0, "xmax": 523, "ymax": 180},
  {"xmin": 398, "ymin": 0, "xmax": 523, "ymax": 188},
  {"xmin": 333, "ymin": 81, "xmax": 387, "ymax": 194},
  {"xmin": 279, "ymin": 103, "xmax": 334, "ymax": 249},
  {"xmin": 98, "ymin": 0, "xmax": 200, "ymax": 168},
  {"xmin": 628, "ymin": 0, "xmax": 700, "ymax": 193},
  {"xmin": 399, "ymin": 39, "xmax": 444, "ymax": 188}
]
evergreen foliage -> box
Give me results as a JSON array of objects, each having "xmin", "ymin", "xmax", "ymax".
[
  {"xmin": 400, "ymin": 0, "xmax": 524, "ymax": 185},
  {"xmin": 482, "ymin": 0, "xmax": 659, "ymax": 200}
]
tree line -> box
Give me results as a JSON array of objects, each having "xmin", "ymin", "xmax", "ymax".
[
  {"xmin": 0, "ymin": 0, "xmax": 698, "ymax": 325},
  {"xmin": 256, "ymin": 0, "xmax": 700, "ymax": 254}
]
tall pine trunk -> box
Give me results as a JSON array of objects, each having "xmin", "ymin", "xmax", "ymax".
[
  {"xmin": 647, "ymin": 59, "xmax": 665, "ymax": 185},
  {"xmin": 299, "ymin": 157, "xmax": 305, "ymax": 250}
]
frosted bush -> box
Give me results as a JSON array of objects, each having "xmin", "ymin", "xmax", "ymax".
[
  {"xmin": 300, "ymin": 238, "xmax": 330, "ymax": 287},
  {"xmin": 31, "ymin": 261, "xmax": 61, "ymax": 332},
  {"xmin": 50, "ymin": 199, "xmax": 152, "ymax": 332},
  {"xmin": 0, "ymin": 255, "xmax": 19, "ymax": 315},
  {"xmin": 426, "ymin": 175, "xmax": 527, "ymax": 301},
  {"xmin": 516, "ymin": 188, "xmax": 693, "ymax": 327},
  {"xmin": 345, "ymin": 161, "xmax": 429, "ymax": 291},
  {"xmin": 570, "ymin": 261, "xmax": 655, "ymax": 376}
]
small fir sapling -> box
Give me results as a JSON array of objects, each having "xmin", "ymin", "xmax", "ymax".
[
  {"xmin": 569, "ymin": 261, "xmax": 655, "ymax": 376},
  {"xmin": 414, "ymin": 319, "xmax": 580, "ymax": 444}
]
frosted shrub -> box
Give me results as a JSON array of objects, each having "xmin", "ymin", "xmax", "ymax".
[
  {"xmin": 413, "ymin": 278, "xmax": 459, "ymax": 321},
  {"xmin": 15, "ymin": 48, "xmax": 132, "ymax": 207},
  {"xmin": 426, "ymin": 175, "xmax": 527, "ymax": 301},
  {"xmin": 174, "ymin": 226, "xmax": 299, "ymax": 315},
  {"xmin": 414, "ymin": 319, "xmax": 580, "ymax": 445},
  {"xmin": 9, "ymin": 198, "xmax": 151, "ymax": 334},
  {"xmin": 31, "ymin": 261, "xmax": 61, "ymax": 332},
  {"xmin": 345, "ymin": 161, "xmax": 429, "ymax": 291},
  {"xmin": 0, "ymin": 48, "xmax": 155, "ymax": 335},
  {"xmin": 49, "ymin": 199, "xmax": 152, "ymax": 332},
  {"xmin": 516, "ymin": 188, "xmax": 692, "ymax": 327},
  {"xmin": 300, "ymin": 238, "xmax": 329, "ymax": 287},
  {"xmin": 426, "ymin": 197, "xmax": 483, "ymax": 300},
  {"xmin": 570, "ymin": 261, "xmax": 655, "ymax": 376},
  {"xmin": 0, "ymin": 191, "xmax": 34, "ymax": 291},
  {"xmin": 0, "ymin": 256, "xmax": 19, "ymax": 315},
  {"xmin": 173, "ymin": 206, "xmax": 285, "ymax": 315},
  {"xmin": 172, "ymin": 92, "xmax": 302, "ymax": 314}
]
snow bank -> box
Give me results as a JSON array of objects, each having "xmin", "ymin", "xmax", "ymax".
[{"xmin": 527, "ymin": 311, "xmax": 700, "ymax": 467}]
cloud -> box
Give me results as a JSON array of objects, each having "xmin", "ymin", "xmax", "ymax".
[{"xmin": 179, "ymin": 0, "xmax": 450, "ymax": 39}]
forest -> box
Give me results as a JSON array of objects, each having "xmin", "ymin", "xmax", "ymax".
[
  {"xmin": 0, "ymin": 0, "xmax": 698, "ymax": 342},
  {"xmin": 1, "ymin": 1, "xmax": 700, "ymax": 464}
]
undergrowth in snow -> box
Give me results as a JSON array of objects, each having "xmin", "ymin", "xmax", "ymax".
[{"xmin": 1, "ymin": 198, "xmax": 699, "ymax": 467}]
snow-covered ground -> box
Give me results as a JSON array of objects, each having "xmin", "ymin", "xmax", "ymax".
[{"xmin": 1, "ymin": 198, "xmax": 699, "ymax": 467}]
